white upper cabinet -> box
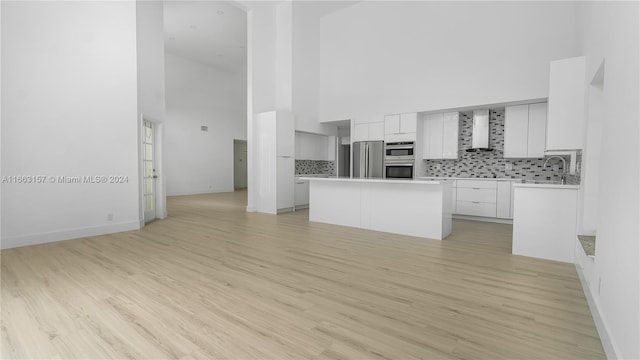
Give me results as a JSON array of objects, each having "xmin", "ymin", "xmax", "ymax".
[
  {"xmin": 384, "ymin": 114, "xmax": 400, "ymax": 134},
  {"xmin": 384, "ymin": 113, "xmax": 417, "ymax": 141},
  {"xmin": 504, "ymin": 105, "xmax": 529, "ymax": 158},
  {"xmin": 353, "ymin": 122, "xmax": 384, "ymax": 142},
  {"xmin": 547, "ymin": 56, "xmax": 586, "ymax": 150},
  {"xmin": 295, "ymin": 132, "xmax": 331, "ymax": 160},
  {"xmin": 368, "ymin": 122, "xmax": 384, "ymax": 141},
  {"xmin": 399, "ymin": 113, "xmax": 417, "ymax": 133},
  {"xmin": 442, "ymin": 112, "xmax": 459, "ymax": 159},
  {"xmin": 504, "ymin": 103, "xmax": 547, "ymax": 158},
  {"xmin": 422, "ymin": 112, "xmax": 459, "ymax": 159},
  {"xmin": 527, "ymin": 103, "xmax": 547, "ymax": 158}
]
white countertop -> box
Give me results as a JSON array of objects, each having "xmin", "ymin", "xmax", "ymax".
[
  {"xmin": 300, "ymin": 177, "xmax": 447, "ymax": 185},
  {"xmin": 295, "ymin": 174, "xmax": 334, "ymax": 178},
  {"xmin": 513, "ymin": 183, "xmax": 579, "ymax": 190},
  {"xmin": 416, "ymin": 176, "xmax": 521, "ymax": 182}
]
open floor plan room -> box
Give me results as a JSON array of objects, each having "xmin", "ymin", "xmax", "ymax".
[{"xmin": 1, "ymin": 192, "xmax": 604, "ymax": 359}]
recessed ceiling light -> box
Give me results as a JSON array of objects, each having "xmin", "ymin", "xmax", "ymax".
[{"xmin": 217, "ymin": 10, "xmax": 224, "ymax": 15}]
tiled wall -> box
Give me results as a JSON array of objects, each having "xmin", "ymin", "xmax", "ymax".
[
  {"xmin": 295, "ymin": 160, "xmax": 336, "ymax": 175},
  {"xmin": 423, "ymin": 109, "xmax": 581, "ymax": 184}
]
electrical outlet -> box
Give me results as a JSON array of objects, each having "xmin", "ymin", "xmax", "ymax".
[
  {"xmin": 553, "ymin": 165, "xmax": 559, "ymax": 172},
  {"xmin": 505, "ymin": 163, "xmax": 513, "ymax": 171},
  {"xmin": 435, "ymin": 164, "xmax": 442, "ymax": 170},
  {"xmin": 107, "ymin": 213, "xmax": 114, "ymax": 221}
]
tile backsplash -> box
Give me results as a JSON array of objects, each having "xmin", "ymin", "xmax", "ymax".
[
  {"xmin": 295, "ymin": 160, "xmax": 336, "ymax": 175},
  {"xmin": 424, "ymin": 109, "xmax": 581, "ymax": 184}
]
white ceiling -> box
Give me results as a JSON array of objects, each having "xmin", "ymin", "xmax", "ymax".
[{"xmin": 164, "ymin": 1, "xmax": 247, "ymax": 72}]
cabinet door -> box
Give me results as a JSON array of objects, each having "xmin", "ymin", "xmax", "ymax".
[
  {"xmin": 527, "ymin": 103, "xmax": 547, "ymax": 158},
  {"xmin": 368, "ymin": 122, "xmax": 384, "ymax": 141},
  {"xmin": 399, "ymin": 113, "xmax": 417, "ymax": 133},
  {"xmin": 294, "ymin": 132, "xmax": 301, "ymax": 159},
  {"xmin": 442, "ymin": 112, "xmax": 459, "ymax": 159},
  {"xmin": 384, "ymin": 115, "xmax": 400, "ymax": 135},
  {"xmin": 496, "ymin": 181, "xmax": 511, "ymax": 218},
  {"xmin": 353, "ymin": 124, "xmax": 369, "ymax": 142},
  {"xmin": 327, "ymin": 136, "xmax": 336, "ymax": 161},
  {"xmin": 510, "ymin": 181, "xmax": 518, "ymax": 218},
  {"xmin": 504, "ymin": 105, "xmax": 529, "ymax": 158},
  {"xmin": 547, "ymin": 56, "xmax": 586, "ymax": 150},
  {"xmin": 294, "ymin": 180, "xmax": 309, "ymax": 206},
  {"xmin": 315, "ymin": 135, "xmax": 329, "ymax": 161},
  {"xmin": 276, "ymin": 157, "xmax": 294, "ymax": 210},
  {"xmin": 427, "ymin": 114, "xmax": 444, "ymax": 159},
  {"xmin": 451, "ymin": 183, "xmax": 457, "ymax": 214},
  {"xmin": 422, "ymin": 116, "xmax": 431, "ymax": 159}
]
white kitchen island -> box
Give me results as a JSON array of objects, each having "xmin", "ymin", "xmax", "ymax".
[{"xmin": 301, "ymin": 177, "xmax": 453, "ymax": 240}]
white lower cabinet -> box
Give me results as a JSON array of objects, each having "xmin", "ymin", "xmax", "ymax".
[
  {"xmin": 496, "ymin": 181, "xmax": 511, "ymax": 219},
  {"xmin": 419, "ymin": 178, "xmax": 518, "ymax": 220},
  {"xmin": 294, "ymin": 178, "xmax": 310, "ymax": 208},
  {"xmin": 512, "ymin": 185, "xmax": 578, "ymax": 262},
  {"xmin": 451, "ymin": 180, "xmax": 457, "ymax": 213},
  {"xmin": 456, "ymin": 180, "xmax": 497, "ymax": 218},
  {"xmin": 456, "ymin": 201, "xmax": 497, "ymax": 218}
]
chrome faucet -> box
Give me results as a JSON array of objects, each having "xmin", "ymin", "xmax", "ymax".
[{"xmin": 543, "ymin": 156, "xmax": 567, "ymax": 184}]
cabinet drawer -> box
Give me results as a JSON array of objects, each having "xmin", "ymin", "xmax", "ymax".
[
  {"xmin": 456, "ymin": 179, "xmax": 497, "ymax": 189},
  {"xmin": 457, "ymin": 188, "xmax": 497, "ymax": 203},
  {"xmin": 456, "ymin": 201, "xmax": 497, "ymax": 217}
]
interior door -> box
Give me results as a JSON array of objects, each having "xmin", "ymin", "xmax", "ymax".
[
  {"xmin": 143, "ymin": 120, "xmax": 156, "ymax": 222},
  {"xmin": 234, "ymin": 140, "xmax": 248, "ymax": 189}
]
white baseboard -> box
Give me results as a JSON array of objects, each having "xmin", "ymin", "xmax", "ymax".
[
  {"xmin": 0, "ymin": 221, "xmax": 141, "ymax": 249},
  {"xmin": 574, "ymin": 263, "xmax": 620, "ymax": 360},
  {"xmin": 453, "ymin": 214, "xmax": 513, "ymax": 224}
]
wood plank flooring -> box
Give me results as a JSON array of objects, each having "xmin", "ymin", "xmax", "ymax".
[{"xmin": 1, "ymin": 191, "xmax": 605, "ymax": 359}]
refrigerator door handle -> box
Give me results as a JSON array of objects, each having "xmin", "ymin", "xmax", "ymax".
[{"xmin": 365, "ymin": 144, "xmax": 369, "ymax": 178}]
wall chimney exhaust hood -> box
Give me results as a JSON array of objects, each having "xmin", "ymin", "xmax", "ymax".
[{"xmin": 466, "ymin": 109, "xmax": 492, "ymax": 152}]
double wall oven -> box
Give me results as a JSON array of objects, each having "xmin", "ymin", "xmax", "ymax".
[{"xmin": 384, "ymin": 141, "xmax": 415, "ymax": 179}]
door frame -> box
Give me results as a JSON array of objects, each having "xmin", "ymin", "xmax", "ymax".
[{"xmin": 138, "ymin": 114, "xmax": 166, "ymax": 227}]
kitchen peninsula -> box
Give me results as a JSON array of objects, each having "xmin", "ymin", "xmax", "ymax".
[{"xmin": 301, "ymin": 177, "xmax": 453, "ymax": 240}]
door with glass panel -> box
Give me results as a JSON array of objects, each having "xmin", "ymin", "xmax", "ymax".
[{"xmin": 143, "ymin": 120, "xmax": 156, "ymax": 222}]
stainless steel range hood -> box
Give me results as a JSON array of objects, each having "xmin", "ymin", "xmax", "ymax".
[{"xmin": 466, "ymin": 109, "xmax": 492, "ymax": 152}]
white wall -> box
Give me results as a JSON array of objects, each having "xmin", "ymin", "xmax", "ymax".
[
  {"xmin": 136, "ymin": 1, "xmax": 166, "ymax": 123},
  {"xmin": 136, "ymin": 0, "xmax": 167, "ymax": 220},
  {"xmin": 319, "ymin": 1, "xmax": 583, "ymax": 123},
  {"xmin": 241, "ymin": 1, "xmax": 277, "ymax": 212},
  {"xmin": 1, "ymin": 1, "xmax": 140, "ymax": 249},
  {"xmin": 292, "ymin": 2, "xmax": 354, "ymax": 135},
  {"xmin": 164, "ymin": 52, "xmax": 246, "ymax": 196},
  {"xmin": 580, "ymin": 2, "xmax": 639, "ymax": 358}
]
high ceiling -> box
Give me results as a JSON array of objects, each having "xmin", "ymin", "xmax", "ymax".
[{"xmin": 164, "ymin": 1, "xmax": 247, "ymax": 72}]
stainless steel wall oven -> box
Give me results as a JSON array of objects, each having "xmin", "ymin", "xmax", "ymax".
[{"xmin": 384, "ymin": 142, "xmax": 415, "ymax": 179}]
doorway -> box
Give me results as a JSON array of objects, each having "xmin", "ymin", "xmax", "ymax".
[
  {"xmin": 234, "ymin": 139, "xmax": 248, "ymax": 190},
  {"xmin": 142, "ymin": 119, "xmax": 157, "ymax": 222}
]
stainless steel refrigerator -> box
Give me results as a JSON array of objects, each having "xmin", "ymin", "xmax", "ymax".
[{"xmin": 352, "ymin": 141, "xmax": 384, "ymax": 178}]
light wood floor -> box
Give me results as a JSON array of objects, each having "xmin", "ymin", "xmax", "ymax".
[{"xmin": 1, "ymin": 191, "xmax": 605, "ymax": 359}]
